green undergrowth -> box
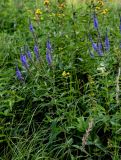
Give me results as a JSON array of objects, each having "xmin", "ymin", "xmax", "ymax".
[{"xmin": 0, "ymin": 0, "xmax": 121, "ymax": 159}]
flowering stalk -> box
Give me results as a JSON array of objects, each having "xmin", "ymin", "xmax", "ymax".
[
  {"xmin": 27, "ymin": 50, "xmax": 32, "ymax": 60},
  {"xmin": 29, "ymin": 23, "xmax": 34, "ymax": 33},
  {"xmin": 89, "ymin": 35, "xmax": 97, "ymax": 52},
  {"xmin": 46, "ymin": 40, "xmax": 52, "ymax": 65},
  {"xmin": 92, "ymin": 13, "xmax": 104, "ymax": 52},
  {"xmin": 93, "ymin": 13, "xmax": 98, "ymax": 29},
  {"xmin": 29, "ymin": 19, "xmax": 39, "ymax": 47},
  {"xmin": 46, "ymin": 40, "xmax": 52, "ymax": 51},
  {"xmin": 120, "ymin": 16, "xmax": 121, "ymax": 33},
  {"xmin": 20, "ymin": 54, "xmax": 29, "ymax": 68},
  {"xmin": 97, "ymin": 43, "xmax": 103, "ymax": 56},
  {"xmin": 16, "ymin": 66, "xmax": 24, "ymax": 81},
  {"xmin": 82, "ymin": 119, "xmax": 93, "ymax": 149},
  {"xmin": 34, "ymin": 45, "xmax": 40, "ymax": 61},
  {"xmin": 92, "ymin": 42, "xmax": 98, "ymax": 51}
]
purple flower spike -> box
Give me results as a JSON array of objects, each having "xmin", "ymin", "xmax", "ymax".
[
  {"xmin": 120, "ymin": 16, "xmax": 121, "ymax": 33},
  {"xmin": 16, "ymin": 66, "xmax": 23, "ymax": 81},
  {"xmin": 27, "ymin": 51, "xmax": 32, "ymax": 60},
  {"xmin": 34, "ymin": 45, "xmax": 40, "ymax": 60},
  {"xmin": 93, "ymin": 14, "xmax": 98, "ymax": 29},
  {"xmin": 46, "ymin": 40, "xmax": 52, "ymax": 51},
  {"xmin": 29, "ymin": 23, "xmax": 34, "ymax": 32},
  {"xmin": 97, "ymin": 43, "xmax": 103, "ymax": 56},
  {"xmin": 46, "ymin": 49, "xmax": 52, "ymax": 65},
  {"xmin": 20, "ymin": 54, "xmax": 29, "ymax": 68},
  {"xmin": 105, "ymin": 32, "xmax": 110, "ymax": 51},
  {"xmin": 92, "ymin": 43, "xmax": 98, "ymax": 51},
  {"xmin": 46, "ymin": 40, "xmax": 52, "ymax": 65}
]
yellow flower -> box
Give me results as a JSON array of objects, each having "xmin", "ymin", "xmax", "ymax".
[
  {"xmin": 62, "ymin": 71, "xmax": 66, "ymax": 77},
  {"xmin": 35, "ymin": 9, "xmax": 42, "ymax": 15},
  {"xmin": 98, "ymin": 0, "xmax": 104, "ymax": 6},
  {"xmin": 44, "ymin": 0, "xmax": 49, "ymax": 6},
  {"xmin": 101, "ymin": 9, "xmax": 108, "ymax": 15},
  {"xmin": 58, "ymin": 3, "xmax": 65, "ymax": 9},
  {"xmin": 62, "ymin": 71, "xmax": 70, "ymax": 77},
  {"xmin": 95, "ymin": 6, "xmax": 100, "ymax": 10},
  {"xmin": 66, "ymin": 72, "xmax": 70, "ymax": 76}
]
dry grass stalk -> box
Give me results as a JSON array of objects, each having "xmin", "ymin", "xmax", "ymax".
[
  {"xmin": 116, "ymin": 67, "xmax": 121, "ymax": 105},
  {"xmin": 82, "ymin": 119, "xmax": 93, "ymax": 149}
]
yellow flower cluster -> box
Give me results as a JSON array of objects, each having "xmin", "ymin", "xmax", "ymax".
[
  {"xmin": 34, "ymin": 9, "xmax": 43, "ymax": 21},
  {"xmin": 44, "ymin": 0, "xmax": 49, "ymax": 6},
  {"xmin": 95, "ymin": 0, "xmax": 109, "ymax": 15},
  {"xmin": 101, "ymin": 8, "xmax": 108, "ymax": 15},
  {"xmin": 35, "ymin": 9, "xmax": 42, "ymax": 15},
  {"xmin": 98, "ymin": 0, "xmax": 104, "ymax": 6},
  {"xmin": 58, "ymin": 3, "xmax": 65, "ymax": 10},
  {"xmin": 62, "ymin": 71, "xmax": 70, "ymax": 77}
]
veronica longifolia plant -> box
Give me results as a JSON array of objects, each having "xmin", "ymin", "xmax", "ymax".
[
  {"xmin": 93, "ymin": 14, "xmax": 98, "ymax": 29},
  {"xmin": 46, "ymin": 40, "xmax": 52, "ymax": 65},
  {"xmin": 20, "ymin": 54, "xmax": 29, "ymax": 68},
  {"xmin": 34, "ymin": 45, "xmax": 40, "ymax": 60},
  {"xmin": 97, "ymin": 43, "xmax": 103, "ymax": 56},
  {"xmin": 16, "ymin": 66, "xmax": 23, "ymax": 81}
]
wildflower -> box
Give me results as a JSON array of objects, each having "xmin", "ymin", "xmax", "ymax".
[
  {"xmin": 105, "ymin": 31, "xmax": 110, "ymax": 51},
  {"xmin": 101, "ymin": 9, "xmax": 108, "ymax": 15},
  {"xmin": 120, "ymin": 16, "xmax": 121, "ymax": 33},
  {"xmin": 27, "ymin": 50, "xmax": 32, "ymax": 60},
  {"xmin": 20, "ymin": 54, "xmax": 29, "ymax": 68},
  {"xmin": 93, "ymin": 14, "xmax": 98, "ymax": 29},
  {"xmin": 35, "ymin": 9, "xmax": 42, "ymax": 15},
  {"xmin": 92, "ymin": 42, "xmax": 98, "ymax": 51},
  {"xmin": 58, "ymin": 3, "xmax": 65, "ymax": 9},
  {"xmin": 44, "ymin": 0, "xmax": 49, "ymax": 6},
  {"xmin": 46, "ymin": 40, "xmax": 52, "ymax": 51},
  {"xmin": 35, "ymin": 9, "xmax": 42, "ymax": 21},
  {"xmin": 95, "ymin": 6, "xmax": 100, "ymax": 10},
  {"xmin": 46, "ymin": 40, "xmax": 52, "ymax": 65},
  {"xmin": 98, "ymin": 0, "xmax": 104, "ymax": 6},
  {"xmin": 16, "ymin": 66, "xmax": 23, "ymax": 81},
  {"xmin": 34, "ymin": 45, "xmax": 40, "ymax": 60},
  {"xmin": 46, "ymin": 49, "xmax": 52, "ymax": 65},
  {"xmin": 97, "ymin": 43, "xmax": 103, "ymax": 56},
  {"xmin": 29, "ymin": 23, "xmax": 34, "ymax": 32},
  {"xmin": 89, "ymin": 35, "xmax": 98, "ymax": 52},
  {"xmin": 62, "ymin": 71, "xmax": 70, "ymax": 77}
]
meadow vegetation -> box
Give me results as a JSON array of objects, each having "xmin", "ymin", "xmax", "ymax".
[{"xmin": 0, "ymin": 0, "xmax": 121, "ymax": 159}]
